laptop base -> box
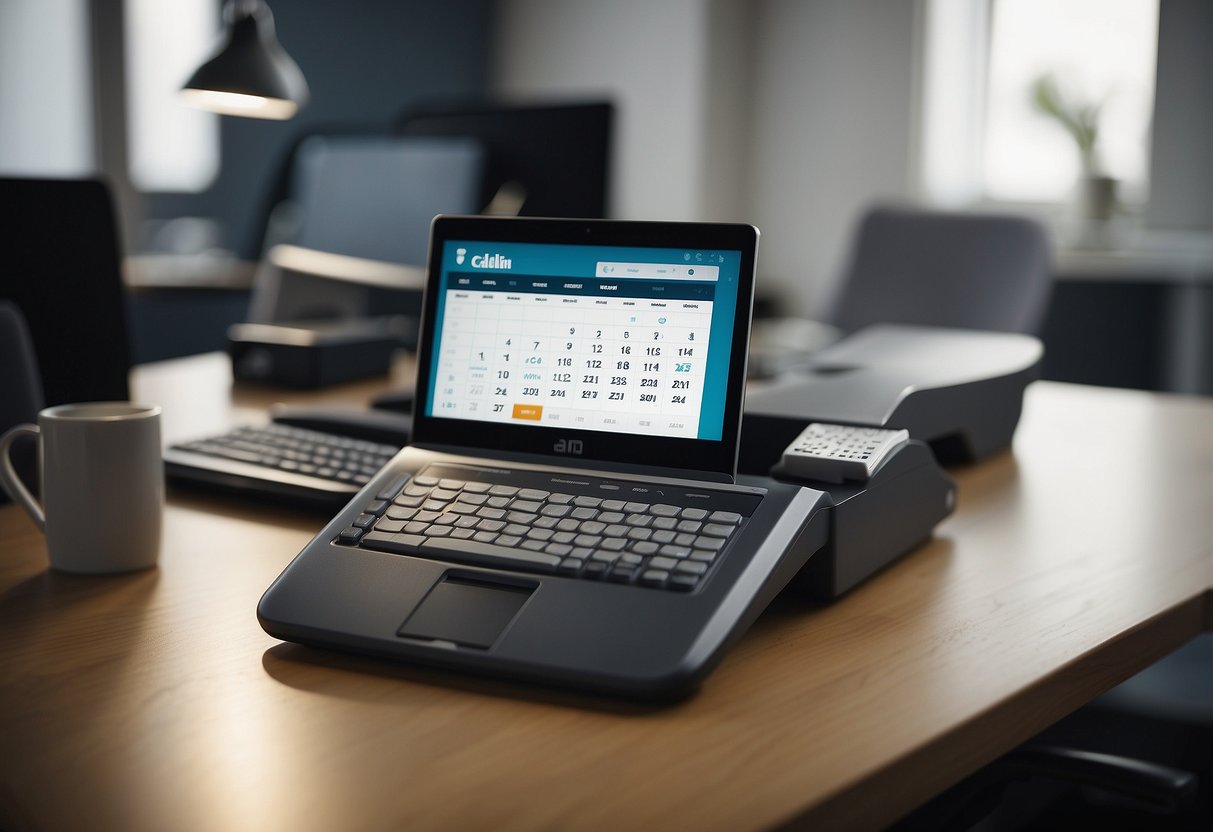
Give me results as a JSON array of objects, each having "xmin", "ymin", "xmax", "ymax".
[{"xmin": 260, "ymin": 447, "xmax": 831, "ymax": 700}]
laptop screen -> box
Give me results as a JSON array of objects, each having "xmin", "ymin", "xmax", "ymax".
[{"xmin": 412, "ymin": 217, "xmax": 758, "ymax": 479}]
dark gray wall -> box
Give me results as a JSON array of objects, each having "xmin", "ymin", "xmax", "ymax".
[{"xmin": 146, "ymin": 0, "xmax": 497, "ymax": 258}]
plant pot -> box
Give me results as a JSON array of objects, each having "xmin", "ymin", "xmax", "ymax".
[{"xmin": 1078, "ymin": 175, "xmax": 1119, "ymax": 223}]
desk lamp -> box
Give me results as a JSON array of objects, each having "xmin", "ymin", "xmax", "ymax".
[{"xmin": 180, "ymin": 0, "xmax": 308, "ymax": 120}]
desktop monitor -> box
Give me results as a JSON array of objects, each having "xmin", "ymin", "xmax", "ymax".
[
  {"xmin": 396, "ymin": 100, "xmax": 613, "ymax": 219},
  {"xmin": 247, "ymin": 134, "xmax": 484, "ymax": 329},
  {"xmin": 290, "ymin": 134, "xmax": 483, "ymax": 266}
]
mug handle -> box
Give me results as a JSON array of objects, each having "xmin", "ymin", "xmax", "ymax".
[{"xmin": 0, "ymin": 424, "xmax": 45, "ymax": 531}]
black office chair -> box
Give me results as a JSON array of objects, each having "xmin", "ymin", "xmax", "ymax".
[
  {"xmin": 0, "ymin": 177, "xmax": 132, "ymax": 501},
  {"xmin": 826, "ymin": 205, "xmax": 1054, "ymax": 336},
  {"xmin": 0, "ymin": 177, "xmax": 132, "ymax": 406}
]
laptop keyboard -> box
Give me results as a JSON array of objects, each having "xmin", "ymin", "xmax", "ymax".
[{"xmin": 335, "ymin": 464, "xmax": 756, "ymax": 592}]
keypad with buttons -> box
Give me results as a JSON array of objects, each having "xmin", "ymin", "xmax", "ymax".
[{"xmin": 335, "ymin": 465, "xmax": 757, "ymax": 592}]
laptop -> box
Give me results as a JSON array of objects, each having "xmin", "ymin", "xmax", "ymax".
[{"xmin": 258, "ymin": 216, "xmax": 830, "ymax": 698}]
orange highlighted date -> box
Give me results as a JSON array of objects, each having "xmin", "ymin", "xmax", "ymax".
[{"xmin": 512, "ymin": 404, "xmax": 543, "ymax": 421}]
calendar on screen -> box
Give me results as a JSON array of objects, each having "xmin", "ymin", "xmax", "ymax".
[{"xmin": 424, "ymin": 240, "xmax": 743, "ymax": 442}]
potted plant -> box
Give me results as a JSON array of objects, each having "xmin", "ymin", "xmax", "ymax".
[{"xmin": 1031, "ymin": 73, "xmax": 1118, "ymax": 223}]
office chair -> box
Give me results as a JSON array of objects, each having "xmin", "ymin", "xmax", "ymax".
[
  {"xmin": 826, "ymin": 206, "xmax": 1053, "ymax": 336},
  {"xmin": 0, "ymin": 178, "xmax": 132, "ymax": 406},
  {"xmin": 827, "ymin": 209, "xmax": 1210, "ymax": 828},
  {"xmin": 0, "ymin": 178, "xmax": 129, "ymax": 502},
  {"xmin": 896, "ymin": 641, "xmax": 1210, "ymax": 829},
  {"xmin": 749, "ymin": 206, "xmax": 1054, "ymax": 378}
]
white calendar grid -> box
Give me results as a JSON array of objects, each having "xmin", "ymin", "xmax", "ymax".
[{"xmin": 432, "ymin": 290, "xmax": 714, "ymax": 438}]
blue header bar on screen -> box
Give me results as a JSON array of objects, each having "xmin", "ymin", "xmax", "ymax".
[{"xmin": 444, "ymin": 241, "xmax": 737, "ymax": 279}]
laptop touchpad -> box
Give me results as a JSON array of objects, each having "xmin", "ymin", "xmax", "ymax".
[{"xmin": 398, "ymin": 576, "xmax": 534, "ymax": 649}]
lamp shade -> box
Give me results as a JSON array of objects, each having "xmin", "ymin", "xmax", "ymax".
[{"xmin": 180, "ymin": 0, "xmax": 308, "ymax": 120}]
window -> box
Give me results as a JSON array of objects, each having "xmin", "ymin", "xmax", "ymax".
[
  {"xmin": 125, "ymin": 0, "xmax": 220, "ymax": 192},
  {"xmin": 0, "ymin": 0, "xmax": 94, "ymax": 177},
  {"xmin": 919, "ymin": 0, "xmax": 1159, "ymax": 206}
]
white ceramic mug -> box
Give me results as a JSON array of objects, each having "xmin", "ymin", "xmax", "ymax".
[{"xmin": 0, "ymin": 402, "xmax": 163, "ymax": 574}]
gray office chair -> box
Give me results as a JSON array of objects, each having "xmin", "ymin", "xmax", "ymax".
[
  {"xmin": 750, "ymin": 206, "xmax": 1053, "ymax": 379},
  {"xmin": 832, "ymin": 209, "xmax": 1212, "ymax": 828},
  {"xmin": 827, "ymin": 206, "xmax": 1053, "ymax": 336}
]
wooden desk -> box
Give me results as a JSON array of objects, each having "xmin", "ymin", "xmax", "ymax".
[{"xmin": 2, "ymin": 354, "xmax": 1211, "ymax": 831}]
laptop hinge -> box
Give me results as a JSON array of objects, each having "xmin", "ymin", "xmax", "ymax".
[{"xmin": 410, "ymin": 442, "xmax": 736, "ymax": 485}]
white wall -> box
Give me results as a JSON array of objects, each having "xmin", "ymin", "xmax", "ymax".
[
  {"xmin": 492, "ymin": 0, "xmax": 920, "ymax": 317},
  {"xmin": 0, "ymin": 0, "xmax": 94, "ymax": 177},
  {"xmin": 745, "ymin": 1, "xmax": 919, "ymax": 315},
  {"xmin": 493, "ymin": 0, "xmax": 710, "ymax": 221}
]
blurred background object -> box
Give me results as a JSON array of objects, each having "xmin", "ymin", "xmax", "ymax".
[
  {"xmin": 0, "ymin": 0, "xmax": 1206, "ymax": 391},
  {"xmin": 0, "ymin": 178, "xmax": 133, "ymax": 503},
  {"xmin": 0, "ymin": 2, "xmax": 1209, "ymax": 826},
  {"xmin": 180, "ymin": 0, "xmax": 310, "ymax": 121},
  {"xmin": 1030, "ymin": 73, "xmax": 1120, "ymax": 230}
]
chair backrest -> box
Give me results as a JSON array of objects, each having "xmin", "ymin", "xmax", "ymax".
[
  {"xmin": 0, "ymin": 177, "xmax": 131, "ymax": 405},
  {"xmin": 826, "ymin": 206, "xmax": 1053, "ymax": 336}
]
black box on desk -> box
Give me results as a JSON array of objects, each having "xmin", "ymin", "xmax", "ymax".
[
  {"xmin": 776, "ymin": 442, "xmax": 955, "ymax": 599},
  {"xmin": 228, "ymin": 319, "xmax": 408, "ymax": 389}
]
